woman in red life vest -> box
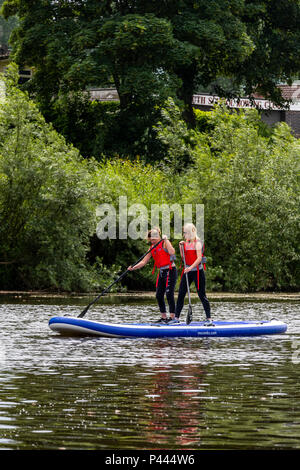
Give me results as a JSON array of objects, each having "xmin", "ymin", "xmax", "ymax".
[
  {"xmin": 174, "ymin": 223, "xmax": 212, "ymax": 324},
  {"xmin": 128, "ymin": 227, "xmax": 177, "ymax": 323}
]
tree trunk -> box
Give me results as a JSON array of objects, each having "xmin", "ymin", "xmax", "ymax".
[{"xmin": 176, "ymin": 63, "xmax": 197, "ymax": 129}]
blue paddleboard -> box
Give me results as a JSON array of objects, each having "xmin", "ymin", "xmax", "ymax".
[{"xmin": 48, "ymin": 316, "xmax": 287, "ymax": 338}]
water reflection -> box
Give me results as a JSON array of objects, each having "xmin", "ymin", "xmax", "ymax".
[{"xmin": 0, "ymin": 297, "xmax": 299, "ymax": 449}]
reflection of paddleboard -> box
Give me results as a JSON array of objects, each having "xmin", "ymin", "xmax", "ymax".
[{"xmin": 48, "ymin": 317, "xmax": 287, "ymax": 338}]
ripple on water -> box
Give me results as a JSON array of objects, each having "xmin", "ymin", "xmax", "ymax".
[{"xmin": 0, "ymin": 299, "xmax": 299, "ymax": 450}]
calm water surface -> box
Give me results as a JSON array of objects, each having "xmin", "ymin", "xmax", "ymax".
[{"xmin": 0, "ymin": 295, "xmax": 299, "ymax": 450}]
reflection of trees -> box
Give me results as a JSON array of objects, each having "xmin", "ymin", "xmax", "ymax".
[
  {"xmin": 0, "ymin": 0, "xmax": 18, "ymax": 48},
  {"xmin": 0, "ymin": 350, "xmax": 298, "ymax": 450}
]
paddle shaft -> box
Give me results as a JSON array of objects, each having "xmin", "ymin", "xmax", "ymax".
[
  {"xmin": 78, "ymin": 238, "xmax": 164, "ymax": 318},
  {"xmin": 180, "ymin": 243, "xmax": 192, "ymax": 307}
]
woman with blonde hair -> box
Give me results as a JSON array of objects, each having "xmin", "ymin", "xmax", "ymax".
[
  {"xmin": 173, "ymin": 223, "xmax": 212, "ymax": 324},
  {"xmin": 128, "ymin": 227, "xmax": 177, "ymax": 323}
]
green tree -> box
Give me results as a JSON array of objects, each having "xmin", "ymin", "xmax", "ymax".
[
  {"xmin": 0, "ymin": 63, "xmax": 108, "ymax": 291},
  {"xmin": 48, "ymin": 92, "xmax": 120, "ymax": 159},
  {"xmin": 186, "ymin": 104, "xmax": 300, "ymax": 291},
  {"xmin": 235, "ymin": 0, "xmax": 300, "ymax": 107},
  {"xmin": 0, "ymin": 0, "xmax": 17, "ymax": 49},
  {"xmin": 1, "ymin": 2, "xmax": 181, "ymax": 158},
  {"xmin": 2, "ymin": 1, "xmax": 299, "ymax": 158},
  {"xmin": 91, "ymin": 157, "xmax": 172, "ymax": 290}
]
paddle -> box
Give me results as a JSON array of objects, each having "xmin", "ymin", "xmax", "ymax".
[
  {"xmin": 180, "ymin": 243, "xmax": 193, "ymax": 325},
  {"xmin": 78, "ymin": 238, "xmax": 164, "ymax": 318}
]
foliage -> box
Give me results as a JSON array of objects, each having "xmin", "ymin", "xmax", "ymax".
[
  {"xmin": 91, "ymin": 158, "xmax": 173, "ymax": 290},
  {"xmin": 2, "ymin": 0, "xmax": 300, "ymax": 159},
  {"xmin": 234, "ymin": 0, "xmax": 300, "ymax": 106},
  {"xmin": 186, "ymin": 104, "xmax": 300, "ymax": 291},
  {"xmin": 0, "ymin": 0, "xmax": 17, "ymax": 48},
  {"xmin": 153, "ymin": 98, "xmax": 198, "ymax": 173},
  {"xmin": 0, "ymin": 64, "xmax": 299, "ymax": 293},
  {"xmin": 0, "ymin": 63, "xmax": 115, "ymax": 291},
  {"xmin": 1, "ymin": 2, "xmax": 181, "ymax": 158},
  {"xmin": 48, "ymin": 93, "xmax": 120, "ymax": 160}
]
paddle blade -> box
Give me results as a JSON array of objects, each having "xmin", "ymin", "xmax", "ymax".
[
  {"xmin": 78, "ymin": 306, "xmax": 89, "ymax": 318},
  {"xmin": 186, "ymin": 305, "xmax": 193, "ymax": 325}
]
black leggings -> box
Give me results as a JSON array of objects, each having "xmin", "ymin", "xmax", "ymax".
[
  {"xmin": 156, "ymin": 268, "xmax": 178, "ymax": 314},
  {"xmin": 175, "ymin": 269, "xmax": 211, "ymax": 319}
]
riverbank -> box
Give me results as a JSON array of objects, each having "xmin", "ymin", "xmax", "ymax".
[{"xmin": 0, "ymin": 290, "xmax": 299, "ymax": 301}]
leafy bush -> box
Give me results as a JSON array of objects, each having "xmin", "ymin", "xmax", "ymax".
[
  {"xmin": 1, "ymin": 67, "xmax": 298, "ymax": 294},
  {"xmin": 46, "ymin": 93, "xmax": 120, "ymax": 160},
  {"xmin": 186, "ymin": 104, "xmax": 300, "ymax": 291},
  {"xmin": 91, "ymin": 158, "xmax": 172, "ymax": 290},
  {"xmin": 0, "ymin": 64, "xmax": 109, "ymax": 291}
]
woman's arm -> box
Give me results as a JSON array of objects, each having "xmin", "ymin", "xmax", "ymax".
[{"xmin": 162, "ymin": 235, "xmax": 175, "ymax": 255}]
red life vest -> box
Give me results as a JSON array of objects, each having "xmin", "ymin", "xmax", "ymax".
[
  {"xmin": 151, "ymin": 244, "xmax": 172, "ymax": 268},
  {"xmin": 151, "ymin": 243, "xmax": 173, "ymax": 287},
  {"xmin": 181, "ymin": 240, "xmax": 206, "ymax": 289}
]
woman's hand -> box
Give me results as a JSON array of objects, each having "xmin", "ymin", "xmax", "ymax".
[{"xmin": 184, "ymin": 267, "xmax": 191, "ymax": 274}]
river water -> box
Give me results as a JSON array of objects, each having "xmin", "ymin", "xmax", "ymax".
[{"xmin": 0, "ymin": 294, "xmax": 299, "ymax": 450}]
